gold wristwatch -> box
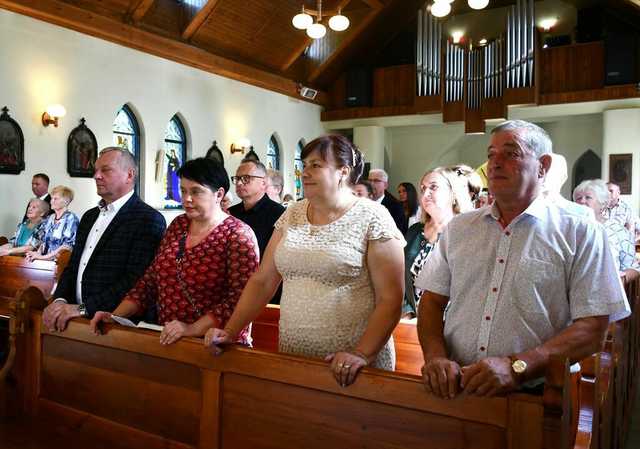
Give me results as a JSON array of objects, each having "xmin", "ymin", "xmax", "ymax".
[{"xmin": 509, "ymin": 355, "xmax": 527, "ymax": 377}]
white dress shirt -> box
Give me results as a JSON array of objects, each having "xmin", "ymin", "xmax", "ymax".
[
  {"xmin": 415, "ymin": 195, "xmax": 629, "ymax": 366},
  {"xmin": 75, "ymin": 190, "xmax": 134, "ymax": 303}
]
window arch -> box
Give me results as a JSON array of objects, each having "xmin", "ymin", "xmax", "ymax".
[
  {"xmin": 163, "ymin": 115, "xmax": 187, "ymax": 208},
  {"xmin": 112, "ymin": 105, "xmax": 141, "ymax": 192},
  {"xmin": 294, "ymin": 139, "xmax": 305, "ymax": 199},
  {"xmin": 266, "ymin": 134, "xmax": 280, "ymax": 170}
]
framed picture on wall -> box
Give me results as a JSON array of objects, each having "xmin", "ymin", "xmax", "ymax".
[
  {"xmin": 67, "ymin": 118, "xmax": 98, "ymax": 178},
  {"xmin": 609, "ymin": 154, "xmax": 632, "ymax": 195},
  {"xmin": 0, "ymin": 106, "xmax": 25, "ymax": 175}
]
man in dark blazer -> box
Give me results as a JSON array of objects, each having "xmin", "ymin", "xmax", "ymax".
[
  {"xmin": 23, "ymin": 173, "xmax": 53, "ymax": 221},
  {"xmin": 43, "ymin": 147, "xmax": 166, "ymax": 331},
  {"xmin": 368, "ymin": 168, "xmax": 407, "ymax": 235}
]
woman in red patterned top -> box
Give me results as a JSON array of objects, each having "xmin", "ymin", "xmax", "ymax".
[{"xmin": 90, "ymin": 158, "xmax": 259, "ymax": 345}]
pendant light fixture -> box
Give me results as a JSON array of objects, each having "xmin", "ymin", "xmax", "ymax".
[{"xmin": 292, "ymin": 0, "xmax": 350, "ymax": 39}]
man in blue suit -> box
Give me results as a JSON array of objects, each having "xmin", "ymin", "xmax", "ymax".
[{"xmin": 43, "ymin": 147, "xmax": 166, "ymax": 331}]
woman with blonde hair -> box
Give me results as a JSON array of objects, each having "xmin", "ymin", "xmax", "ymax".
[
  {"xmin": 402, "ymin": 167, "xmax": 474, "ymax": 317},
  {"xmin": 23, "ymin": 185, "xmax": 79, "ymax": 261}
]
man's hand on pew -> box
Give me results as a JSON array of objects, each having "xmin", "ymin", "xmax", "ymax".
[
  {"xmin": 421, "ymin": 357, "xmax": 461, "ymax": 399},
  {"xmin": 460, "ymin": 357, "xmax": 517, "ymax": 397},
  {"xmin": 43, "ymin": 301, "xmax": 81, "ymax": 332}
]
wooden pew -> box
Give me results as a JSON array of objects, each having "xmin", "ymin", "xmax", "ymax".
[
  {"xmin": 7, "ymin": 315, "xmax": 573, "ymax": 449},
  {"xmin": 0, "ymin": 287, "xmax": 47, "ymax": 418},
  {"xmin": 0, "ymin": 249, "xmax": 71, "ymax": 300},
  {"xmin": 253, "ymin": 305, "xmax": 424, "ymax": 376}
]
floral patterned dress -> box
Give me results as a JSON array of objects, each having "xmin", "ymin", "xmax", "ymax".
[
  {"xmin": 123, "ymin": 214, "xmax": 259, "ymax": 345},
  {"xmin": 28, "ymin": 211, "xmax": 79, "ymax": 255}
]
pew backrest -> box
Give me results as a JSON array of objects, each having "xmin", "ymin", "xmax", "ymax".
[
  {"xmin": 0, "ymin": 249, "xmax": 70, "ymax": 301},
  {"xmin": 252, "ymin": 305, "xmax": 424, "ymax": 375}
]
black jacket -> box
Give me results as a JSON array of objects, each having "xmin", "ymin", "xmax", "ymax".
[
  {"xmin": 381, "ymin": 192, "xmax": 407, "ymax": 235},
  {"xmin": 53, "ymin": 194, "xmax": 166, "ymax": 317}
]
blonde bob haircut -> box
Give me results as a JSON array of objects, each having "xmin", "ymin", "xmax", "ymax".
[
  {"xmin": 50, "ymin": 185, "xmax": 75, "ymax": 204},
  {"xmin": 419, "ymin": 166, "xmax": 474, "ymax": 224}
]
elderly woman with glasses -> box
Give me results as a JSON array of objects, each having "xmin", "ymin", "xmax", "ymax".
[
  {"xmin": 573, "ymin": 179, "xmax": 639, "ymax": 284},
  {"xmin": 0, "ymin": 198, "xmax": 50, "ymax": 256},
  {"xmin": 90, "ymin": 158, "xmax": 260, "ymax": 345},
  {"xmin": 205, "ymin": 135, "xmax": 405, "ymax": 388},
  {"xmin": 402, "ymin": 167, "xmax": 474, "ymax": 318}
]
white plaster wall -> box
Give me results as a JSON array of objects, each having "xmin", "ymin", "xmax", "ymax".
[
  {"xmin": 541, "ymin": 114, "xmax": 603, "ymax": 199},
  {"xmin": 385, "ymin": 116, "xmax": 603, "ymax": 197},
  {"xmin": 0, "ymin": 10, "xmax": 324, "ymax": 236},
  {"xmin": 386, "ymin": 123, "xmax": 490, "ymax": 189},
  {"xmin": 603, "ymin": 109, "xmax": 640, "ymax": 217}
]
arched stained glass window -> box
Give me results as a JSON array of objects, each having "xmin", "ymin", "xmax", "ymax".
[
  {"xmin": 294, "ymin": 139, "xmax": 305, "ymax": 199},
  {"xmin": 163, "ymin": 115, "xmax": 187, "ymax": 209},
  {"xmin": 112, "ymin": 105, "xmax": 141, "ymax": 192},
  {"xmin": 266, "ymin": 134, "xmax": 280, "ymax": 170}
]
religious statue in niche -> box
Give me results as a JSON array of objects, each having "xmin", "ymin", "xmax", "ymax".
[
  {"xmin": 294, "ymin": 166, "xmax": 302, "ymax": 199},
  {"xmin": 67, "ymin": 118, "xmax": 98, "ymax": 177},
  {"xmin": 205, "ymin": 140, "xmax": 224, "ymax": 166},
  {"xmin": 165, "ymin": 148, "xmax": 181, "ymax": 203},
  {"xmin": 0, "ymin": 106, "xmax": 25, "ymax": 175},
  {"xmin": 609, "ymin": 154, "xmax": 633, "ymax": 195}
]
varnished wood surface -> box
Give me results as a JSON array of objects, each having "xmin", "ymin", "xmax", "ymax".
[{"xmin": 540, "ymin": 42, "xmax": 604, "ymax": 94}]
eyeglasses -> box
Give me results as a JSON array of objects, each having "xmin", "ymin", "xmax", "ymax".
[
  {"xmin": 368, "ymin": 178, "xmax": 386, "ymax": 184},
  {"xmin": 231, "ymin": 175, "xmax": 264, "ymax": 185}
]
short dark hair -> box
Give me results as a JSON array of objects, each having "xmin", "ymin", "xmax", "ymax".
[
  {"xmin": 33, "ymin": 173, "xmax": 50, "ymax": 185},
  {"xmin": 240, "ymin": 159, "xmax": 267, "ymax": 176},
  {"xmin": 177, "ymin": 158, "xmax": 230, "ymax": 194},
  {"xmin": 301, "ymin": 135, "xmax": 364, "ymax": 185},
  {"xmin": 356, "ymin": 180, "xmax": 374, "ymax": 197}
]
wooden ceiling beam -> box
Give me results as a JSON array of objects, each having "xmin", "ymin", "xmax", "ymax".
[
  {"xmin": 182, "ymin": 0, "xmax": 222, "ymax": 41},
  {"xmin": 128, "ymin": 0, "xmax": 156, "ymax": 23},
  {"xmin": 361, "ymin": 0, "xmax": 383, "ymax": 9},
  {"xmin": 280, "ymin": 0, "xmax": 352, "ymax": 72},
  {"xmin": 0, "ymin": 0, "xmax": 328, "ymax": 106}
]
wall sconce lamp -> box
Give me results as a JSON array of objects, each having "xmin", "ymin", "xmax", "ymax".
[
  {"xmin": 42, "ymin": 104, "xmax": 67, "ymax": 127},
  {"xmin": 230, "ymin": 138, "xmax": 251, "ymax": 154}
]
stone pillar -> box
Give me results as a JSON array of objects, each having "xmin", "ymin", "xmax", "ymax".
[
  {"xmin": 354, "ymin": 126, "xmax": 386, "ymax": 170},
  {"xmin": 602, "ymin": 109, "xmax": 640, "ymax": 216}
]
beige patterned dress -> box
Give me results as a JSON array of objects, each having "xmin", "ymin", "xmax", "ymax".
[{"xmin": 273, "ymin": 198, "xmax": 405, "ymax": 370}]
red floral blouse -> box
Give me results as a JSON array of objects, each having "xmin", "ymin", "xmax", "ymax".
[{"xmin": 123, "ymin": 214, "xmax": 259, "ymax": 344}]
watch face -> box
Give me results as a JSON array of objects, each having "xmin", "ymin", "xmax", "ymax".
[{"xmin": 512, "ymin": 360, "xmax": 527, "ymax": 374}]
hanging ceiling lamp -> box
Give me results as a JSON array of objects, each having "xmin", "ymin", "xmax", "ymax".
[
  {"xmin": 468, "ymin": 0, "xmax": 490, "ymax": 10},
  {"xmin": 328, "ymin": 9, "xmax": 350, "ymax": 31},
  {"xmin": 431, "ymin": 0, "xmax": 452, "ymax": 18},
  {"xmin": 292, "ymin": 0, "xmax": 350, "ymax": 39},
  {"xmin": 292, "ymin": 6, "xmax": 313, "ymax": 30}
]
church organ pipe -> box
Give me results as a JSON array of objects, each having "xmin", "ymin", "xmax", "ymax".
[
  {"xmin": 527, "ymin": 0, "xmax": 534, "ymax": 85},
  {"xmin": 506, "ymin": 0, "xmax": 534, "ymax": 88},
  {"xmin": 445, "ymin": 41, "xmax": 463, "ymax": 103},
  {"xmin": 416, "ymin": 4, "xmax": 442, "ymax": 96},
  {"xmin": 416, "ymin": 12, "xmax": 423, "ymax": 96}
]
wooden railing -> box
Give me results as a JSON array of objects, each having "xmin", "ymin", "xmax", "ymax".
[{"xmin": 1, "ymin": 260, "xmax": 639, "ymax": 448}]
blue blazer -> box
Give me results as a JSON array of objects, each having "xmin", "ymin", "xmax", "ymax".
[{"xmin": 53, "ymin": 194, "xmax": 166, "ymax": 317}]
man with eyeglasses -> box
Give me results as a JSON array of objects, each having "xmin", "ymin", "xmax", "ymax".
[
  {"xmin": 229, "ymin": 159, "xmax": 285, "ymax": 303},
  {"xmin": 368, "ymin": 168, "xmax": 407, "ymax": 234}
]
